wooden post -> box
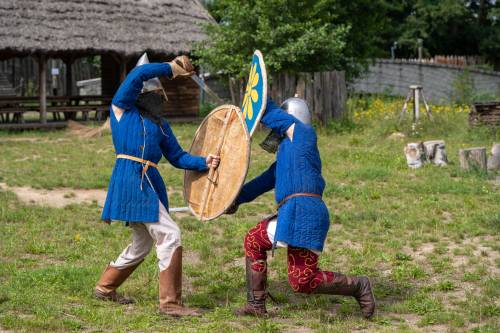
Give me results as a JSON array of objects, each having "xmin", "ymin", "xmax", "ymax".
[
  {"xmin": 64, "ymin": 56, "xmax": 74, "ymax": 97},
  {"xmin": 459, "ymin": 147, "xmax": 487, "ymax": 171},
  {"xmin": 313, "ymin": 72, "xmax": 325, "ymax": 124},
  {"xmin": 111, "ymin": 54, "xmax": 127, "ymax": 83},
  {"xmin": 412, "ymin": 85, "xmax": 420, "ymax": 121},
  {"xmin": 62, "ymin": 56, "xmax": 76, "ymax": 120},
  {"xmin": 38, "ymin": 54, "xmax": 47, "ymax": 124},
  {"xmin": 119, "ymin": 58, "xmax": 127, "ymax": 83},
  {"xmin": 332, "ymin": 71, "xmax": 347, "ymax": 120}
]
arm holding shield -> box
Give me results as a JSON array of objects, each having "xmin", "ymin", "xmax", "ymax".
[
  {"xmin": 226, "ymin": 162, "xmax": 276, "ymax": 214},
  {"xmin": 159, "ymin": 120, "xmax": 219, "ymax": 171}
]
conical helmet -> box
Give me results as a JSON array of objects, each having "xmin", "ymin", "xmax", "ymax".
[{"xmin": 136, "ymin": 53, "xmax": 167, "ymax": 98}]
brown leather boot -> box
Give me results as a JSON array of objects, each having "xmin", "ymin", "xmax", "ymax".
[
  {"xmin": 313, "ymin": 272, "xmax": 375, "ymax": 318},
  {"xmin": 234, "ymin": 257, "xmax": 268, "ymax": 317},
  {"xmin": 94, "ymin": 261, "xmax": 142, "ymax": 304},
  {"xmin": 159, "ymin": 246, "xmax": 201, "ymax": 317}
]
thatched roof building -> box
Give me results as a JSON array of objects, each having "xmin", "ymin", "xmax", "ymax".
[
  {"xmin": 0, "ymin": 0, "xmax": 212, "ymax": 58},
  {"xmin": 0, "ymin": 0, "xmax": 213, "ymax": 127}
]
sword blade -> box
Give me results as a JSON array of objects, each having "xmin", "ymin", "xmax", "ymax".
[
  {"xmin": 169, "ymin": 206, "xmax": 190, "ymax": 213},
  {"xmin": 190, "ymin": 75, "xmax": 225, "ymax": 105}
]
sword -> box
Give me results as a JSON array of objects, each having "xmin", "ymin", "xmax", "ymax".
[
  {"xmin": 190, "ymin": 75, "xmax": 226, "ymax": 106},
  {"xmin": 169, "ymin": 206, "xmax": 190, "ymax": 213}
]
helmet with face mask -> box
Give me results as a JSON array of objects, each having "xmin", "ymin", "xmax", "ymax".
[
  {"xmin": 136, "ymin": 53, "xmax": 166, "ymax": 96},
  {"xmin": 260, "ymin": 97, "xmax": 311, "ymax": 153},
  {"xmin": 134, "ymin": 53, "xmax": 168, "ymax": 125}
]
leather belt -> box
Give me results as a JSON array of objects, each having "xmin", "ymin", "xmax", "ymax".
[
  {"xmin": 116, "ymin": 154, "xmax": 158, "ymax": 175},
  {"xmin": 277, "ymin": 192, "xmax": 322, "ymax": 209}
]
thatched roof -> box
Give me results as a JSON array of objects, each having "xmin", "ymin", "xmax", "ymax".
[{"xmin": 0, "ymin": 0, "xmax": 213, "ymax": 58}]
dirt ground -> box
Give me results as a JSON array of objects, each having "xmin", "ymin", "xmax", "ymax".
[{"xmin": 0, "ymin": 183, "xmax": 107, "ymax": 208}]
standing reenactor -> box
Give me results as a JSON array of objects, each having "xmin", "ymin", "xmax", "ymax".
[{"xmin": 94, "ymin": 55, "xmax": 219, "ymax": 317}]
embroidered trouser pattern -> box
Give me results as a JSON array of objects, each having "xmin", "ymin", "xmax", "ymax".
[{"xmin": 244, "ymin": 217, "xmax": 333, "ymax": 294}]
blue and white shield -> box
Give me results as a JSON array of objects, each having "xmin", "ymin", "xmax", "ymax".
[{"xmin": 241, "ymin": 50, "xmax": 267, "ymax": 138}]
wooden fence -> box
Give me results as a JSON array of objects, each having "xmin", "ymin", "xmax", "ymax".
[
  {"xmin": 392, "ymin": 55, "xmax": 487, "ymax": 67},
  {"xmin": 269, "ymin": 71, "xmax": 347, "ymax": 123}
]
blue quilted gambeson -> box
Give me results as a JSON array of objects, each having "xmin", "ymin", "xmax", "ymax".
[
  {"xmin": 101, "ymin": 63, "xmax": 208, "ymax": 223},
  {"xmin": 236, "ymin": 99, "xmax": 329, "ymax": 251}
]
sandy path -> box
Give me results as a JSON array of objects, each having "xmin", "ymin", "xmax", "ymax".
[{"xmin": 0, "ymin": 183, "xmax": 107, "ymax": 208}]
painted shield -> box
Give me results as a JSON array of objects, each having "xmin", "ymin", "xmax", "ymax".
[
  {"xmin": 241, "ymin": 50, "xmax": 267, "ymax": 137},
  {"xmin": 184, "ymin": 105, "xmax": 250, "ymax": 221}
]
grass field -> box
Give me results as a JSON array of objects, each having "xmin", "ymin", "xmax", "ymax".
[{"xmin": 0, "ymin": 98, "xmax": 499, "ymax": 332}]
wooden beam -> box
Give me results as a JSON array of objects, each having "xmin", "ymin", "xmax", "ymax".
[
  {"xmin": 119, "ymin": 59, "xmax": 127, "ymax": 82},
  {"xmin": 63, "ymin": 56, "xmax": 75, "ymax": 97},
  {"xmin": 110, "ymin": 54, "xmax": 127, "ymax": 83},
  {"xmin": 38, "ymin": 54, "xmax": 47, "ymax": 124}
]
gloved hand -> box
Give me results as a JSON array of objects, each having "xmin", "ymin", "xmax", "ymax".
[
  {"xmin": 225, "ymin": 201, "xmax": 239, "ymax": 215},
  {"xmin": 168, "ymin": 55, "xmax": 195, "ymax": 79}
]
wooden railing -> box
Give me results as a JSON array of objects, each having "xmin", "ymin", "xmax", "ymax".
[{"xmin": 0, "ymin": 95, "xmax": 112, "ymax": 124}]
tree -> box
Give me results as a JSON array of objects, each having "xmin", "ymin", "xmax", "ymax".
[
  {"xmin": 391, "ymin": 0, "xmax": 500, "ymax": 69},
  {"xmin": 331, "ymin": 0, "xmax": 395, "ymax": 60},
  {"xmin": 194, "ymin": 0, "xmax": 350, "ymax": 79}
]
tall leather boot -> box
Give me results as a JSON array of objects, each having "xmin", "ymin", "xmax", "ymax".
[
  {"xmin": 94, "ymin": 261, "xmax": 142, "ymax": 304},
  {"xmin": 159, "ymin": 246, "xmax": 201, "ymax": 317},
  {"xmin": 234, "ymin": 257, "xmax": 268, "ymax": 317},
  {"xmin": 313, "ymin": 272, "xmax": 375, "ymax": 318}
]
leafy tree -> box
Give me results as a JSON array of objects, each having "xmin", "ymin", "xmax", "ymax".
[
  {"xmin": 477, "ymin": 2, "xmax": 500, "ymax": 69},
  {"xmin": 392, "ymin": 0, "xmax": 500, "ymax": 68},
  {"xmin": 331, "ymin": 0, "xmax": 394, "ymax": 60},
  {"xmin": 194, "ymin": 0, "xmax": 351, "ymax": 79},
  {"xmin": 398, "ymin": 0, "xmax": 478, "ymax": 57},
  {"xmin": 195, "ymin": 0, "xmax": 500, "ymax": 86}
]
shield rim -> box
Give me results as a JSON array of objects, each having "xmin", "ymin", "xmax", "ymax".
[
  {"xmin": 183, "ymin": 104, "xmax": 251, "ymax": 221},
  {"xmin": 244, "ymin": 50, "xmax": 267, "ymax": 138}
]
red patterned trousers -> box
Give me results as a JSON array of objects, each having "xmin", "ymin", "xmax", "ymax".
[{"xmin": 244, "ymin": 217, "xmax": 334, "ymax": 293}]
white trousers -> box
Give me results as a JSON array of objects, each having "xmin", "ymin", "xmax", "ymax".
[
  {"xmin": 266, "ymin": 217, "xmax": 321, "ymax": 255},
  {"xmin": 111, "ymin": 202, "xmax": 181, "ymax": 272}
]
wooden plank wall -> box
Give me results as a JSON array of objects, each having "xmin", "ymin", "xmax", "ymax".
[
  {"xmin": 269, "ymin": 71, "xmax": 347, "ymax": 123},
  {"xmin": 161, "ymin": 76, "xmax": 200, "ymax": 117},
  {"xmin": 102, "ymin": 54, "xmax": 200, "ymax": 117},
  {"xmin": 0, "ymin": 57, "xmax": 99, "ymax": 96}
]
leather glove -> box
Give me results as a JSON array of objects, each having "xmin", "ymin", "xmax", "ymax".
[
  {"xmin": 168, "ymin": 55, "xmax": 195, "ymax": 79},
  {"xmin": 225, "ymin": 202, "xmax": 239, "ymax": 215}
]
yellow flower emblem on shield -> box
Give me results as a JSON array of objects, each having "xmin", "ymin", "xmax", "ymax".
[{"xmin": 242, "ymin": 63, "xmax": 260, "ymax": 120}]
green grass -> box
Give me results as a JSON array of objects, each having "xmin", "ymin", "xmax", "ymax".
[{"xmin": 0, "ymin": 102, "xmax": 499, "ymax": 332}]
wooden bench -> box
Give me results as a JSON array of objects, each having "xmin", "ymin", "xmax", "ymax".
[{"xmin": 0, "ymin": 95, "xmax": 112, "ymax": 123}]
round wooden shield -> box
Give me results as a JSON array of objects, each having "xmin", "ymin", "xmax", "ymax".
[{"xmin": 184, "ymin": 105, "xmax": 250, "ymax": 221}]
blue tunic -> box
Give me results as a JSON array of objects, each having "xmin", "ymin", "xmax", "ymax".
[
  {"xmin": 101, "ymin": 63, "xmax": 208, "ymax": 223},
  {"xmin": 236, "ymin": 99, "xmax": 330, "ymax": 251}
]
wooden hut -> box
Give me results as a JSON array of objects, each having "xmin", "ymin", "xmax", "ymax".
[{"xmin": 0, "ymin": 0, "xmax": 212, "ymax": 128}]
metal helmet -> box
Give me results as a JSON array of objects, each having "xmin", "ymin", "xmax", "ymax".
[
  {"xmin": 136, "ymin": 53, "xmax": 166, "ymax": 96},
  {"xmin": 281, "ymin": 97, "xmax": 311, "ymax": 125}
]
